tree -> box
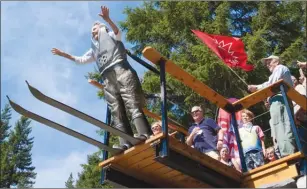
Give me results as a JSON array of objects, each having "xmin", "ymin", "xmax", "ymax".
[
  {"xmin": 75, "ymin": 152, "xmax": 112, "ymax": 188},
  {"xmin": 8, "ymin": 116, "xmax": 36, "ymax": 188},
  {"xmin": 65, "ymin": 173, "xmax": 75, "ymax": 188},
  {"xmin": 0, "ymin": 104, "xmax": 36, "ymax": 188},
  {"xmin": 0, "ymin": 104, "xmax": 12, "ymax": 143},
  {"xmin": 0, "ymin": 104, "xmax": 12, "ymax": 187}
]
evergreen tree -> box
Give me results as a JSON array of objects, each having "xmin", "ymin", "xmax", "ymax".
[
  {"xmin": 0, "ymin": 105, "xmax": 36, "ymax": 188},
  {"xmin": 75, "ymin": 152, "xmax": 112, "ymax": 188},
  {"xmin": 65, "ymin": 173, "xmax": 75, "ymax": 188},
  {"xmin": 1, "ymin": 104, "xmax": 12, "ymax": 143},
  {"xmin": 0, "ymin": 104, "xmax": 12, "ymax": 187},
  {"xmin": 9, "ymin": 116, "xmax": 36, "ymax": 188}
]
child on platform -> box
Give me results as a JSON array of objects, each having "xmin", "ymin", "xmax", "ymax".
[{"xmin": 239, "ymin": 109, "xmax": 266, "ymax": 171}]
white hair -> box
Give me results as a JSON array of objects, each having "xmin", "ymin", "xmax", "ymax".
[{"xmin": 92, "ymin": 21, "xmax": 107, "ymax": 30}]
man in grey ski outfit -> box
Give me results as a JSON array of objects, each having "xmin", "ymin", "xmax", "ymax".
[{"xmin": 51, "ymin": 6, "xmax": 151, "ymax": 150}]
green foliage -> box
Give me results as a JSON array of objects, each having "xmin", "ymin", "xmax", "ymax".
[
  {"xmin": 85, "ymin": 69, "xmax": 105, "ymax": 99},
  {"xmin": 0, "ymin": 104, "xmax": 12, "ymax": 143},
  {"xmin": 0, "ymin": 105, "xmax": 36, "ymax": 188},
  {"xmin": 75, "ymin": 152, "xmax": 112, "ymax": 188},
  {"xmin": 65, "ymin": 173, "xmax": 75, "ymax": 188}
]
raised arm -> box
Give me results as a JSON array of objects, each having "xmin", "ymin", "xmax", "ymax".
[
  {"xmin": 51, "ymin": 48, "xmax": 76, "ymax": 62},
  {"xmin": 98, "ymin": 6, "xmax": 119, "ymax": 35},
  {"xmin": 51, "ymin": 48, "xmax": 94, "ymax": 64}
]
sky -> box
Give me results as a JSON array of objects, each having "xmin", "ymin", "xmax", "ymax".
[{"xmin": 1, "ymin": 1, "xmax": 149, "ymax": 187}]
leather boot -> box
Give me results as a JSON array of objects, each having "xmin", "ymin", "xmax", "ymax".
[{"xmin": 133, "ymin": 116, "xmax": 152, "ymax": 140}]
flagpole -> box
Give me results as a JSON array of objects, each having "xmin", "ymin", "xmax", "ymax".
[{"xmin": 226, "ymin": 64, "xmax": 249, "ymax": 86}]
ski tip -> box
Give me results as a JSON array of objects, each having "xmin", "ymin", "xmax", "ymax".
[
  {"xmin": 25, "ymin": 80, "xmax": 30, "ymax": 86},
  {"xmin": 6, "ymin": 95, "xmax": 10, "ymax": 101}
]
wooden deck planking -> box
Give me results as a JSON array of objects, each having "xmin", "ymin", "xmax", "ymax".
[
  {"xmin": 151, "ymin": 164, "xmax": 173, "ymax": 175},
  {"xmin": 242, "ymin": 164, "xmax": 298, "ymax": 188},
  {"xmin": 139, "ymin": 159, "xmax": 165, "ymax": 172},
  {"xmin": 99, "ymin": 133, "xmax": 164, "ymax": 167},
  {"xmin": 118, "ymin": 147, "xmax": 154, "ymax": 168},
  {"xmin": 142, "ymin": 46, "xmax": 231, "ymax": 112},
  {"xmin": 128, "ymin": 155, "xmax": 157, "ymax": 170}
]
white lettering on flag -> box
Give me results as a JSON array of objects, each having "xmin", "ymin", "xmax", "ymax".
[{"xmin": 213, "ymin": 38, "xmax": 239, "ymax": 66}]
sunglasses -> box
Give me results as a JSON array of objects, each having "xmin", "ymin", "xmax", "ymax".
[
  {"xmin": 191, "ymin": 110, "xmax": 201, "ymax": 115},
  {"xmin": 151, "ymin": 125, "xmax": 161, "ymax": 131}
]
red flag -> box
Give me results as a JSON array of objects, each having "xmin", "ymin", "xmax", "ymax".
[{"xmin": 192, "ymin": 30, "xmax": 254, "ymax": 71}]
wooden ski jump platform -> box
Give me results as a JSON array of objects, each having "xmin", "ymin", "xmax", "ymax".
[{"xmin": 7, "ymin": 46, "xmax": 307, "ymax": 188}]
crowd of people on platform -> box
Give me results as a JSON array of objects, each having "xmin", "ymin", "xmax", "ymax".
[{"xmin": 150, "ymin": 58, "xmax": 307, "ymax": 172}]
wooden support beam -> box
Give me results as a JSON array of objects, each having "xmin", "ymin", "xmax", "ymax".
[
  {"xmin": 142, "ymin": 109, "xmax": 188, "ymax": 135},
  {"xmin": 142, "ymin": 47, "xmax": 233, "ymax": 113},
  {"xmin": 88, "ymin": 79, "xmax": 104, "ymax": 90},
  {"xmin": 232, "ymin": 79, "xmax": 284, "ymax": 111},
  {"xmin": 243, "ymin": 163, "xmax": 288, "ymax": 182},
  {"xmin": 285, "ymin": 83, "xmax": 307, "ymax": 111},
  {"xmin": 233, "ymin": 79, "xmax": 307, "ymax": 111},
  {"xmin": 242, "ymin": 164, "xmax": 298, "ymax": 188}
]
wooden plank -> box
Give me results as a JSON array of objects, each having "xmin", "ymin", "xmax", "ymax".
[
  {"xmin": 99, "ymin": 133, "xmax": 165, "ymax": 167},
  {"xmin": 118, "ymin": 147, "xmax": 154, "ymax": 168},
  {"xmin": 171, "ymin": 174, "xmax": 199, "ymax": 188},
  {"xmin": 168, "ymin": 136, "xmax": 242, "ymax": 181},
  {"xmin": 151, "ymin": 165, "xmax": 173, "ymax": 175},
  {"xmin": 162, "ymin": 169, "xmax": 182, "ymax": 179},
  {"xmin": 116, "ymin": 161, "xmax": 209, "ymax": 188},
  {"xmin": 287, "ymin": 85, "xmax": 307, "ymax": 111},
  {"xmin": 142, "ymin": 46, "xmax": 232, "ymax": 112},
  {"xmin": 170, "ymin": 173, "xmax": 212, "ymax": 188},
  {"xmin": 129, "ymin": 155, "xmax": 156, "ymax": 170},
  {"xmin": 110, "ymin": 163, "xmax": 177, "ymax": 188},
  {"xmin": 243, "ymin": 151, "xmax": 303, "ymax": 176},
  {"xmin": 177, "ymin": 175, "xmax": 212, "ymax": 188},
  {"xmin": 232, "ymin": 79, "xmax": 284, "ymax": 110},
  {"xmin": 88, "ymin": 79, "xmax": 104, "ymax": 90},
  {"xmin": 141, "ymin": 161, "xmax": 165, "ymax": 173},
  {"xmin": 243, "ymin": 163, "xmax": 288, "ymax": 182},
  {"xmin": 242, "ymin": 164, "xmax": 298, "ymax": 188},
  {"xmin": 143, "ymin": 109, "xmax": 188, "ymax": 135}
]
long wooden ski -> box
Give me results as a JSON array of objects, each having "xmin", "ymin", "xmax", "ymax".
[
  {"xmin": 25, "ymin": 81, "xmax": 141, "ymax": 145},
  {"xmin": 7, "ymin": 96, "xmax": 122, "ymax": 155}
]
